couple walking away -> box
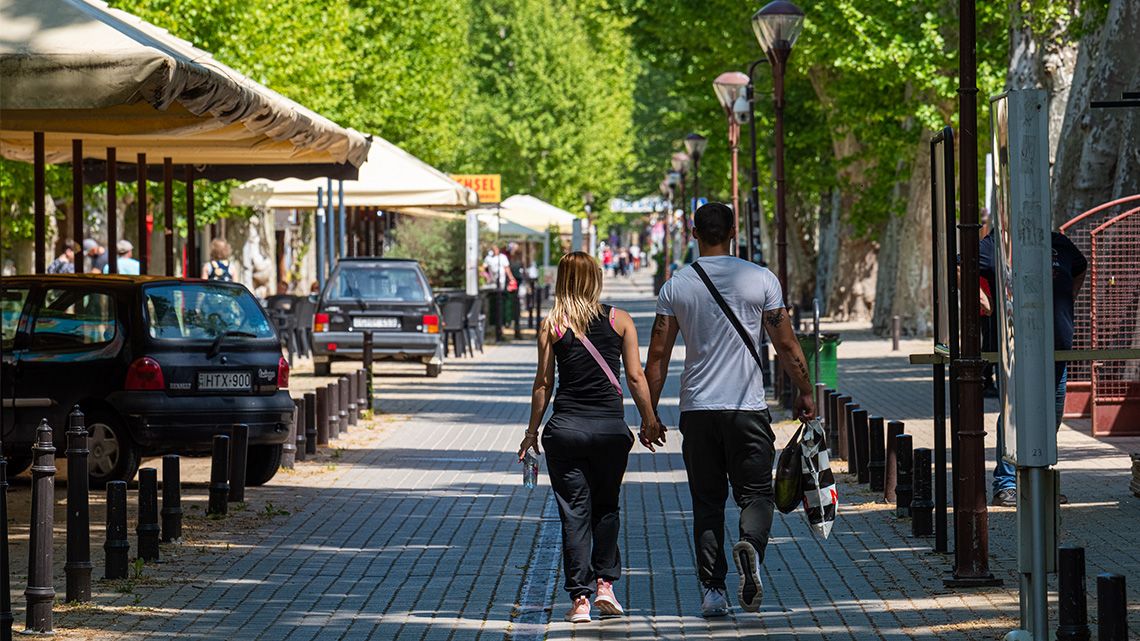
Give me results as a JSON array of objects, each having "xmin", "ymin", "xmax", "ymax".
[{"xmin": 517, "ymin": 202, "xmax": 817, "ymax": 623}]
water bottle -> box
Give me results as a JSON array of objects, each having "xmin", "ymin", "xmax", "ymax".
[{"xmin": 522, "ymin": 450, "xmax": 539, "ymax": 489}]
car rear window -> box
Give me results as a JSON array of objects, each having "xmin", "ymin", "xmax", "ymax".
[
  {"xmin": 327, "ymin": 265, "xmax": 429, "ymax": 302},
  {"xmin": 32, "ymin": 289, "xmax": 117, "ymax": 349},
  {"xmin": 1, "ymin": 287, "xmax": 29, "ymax": 348},
  {"xmin": 144, "ymin": 283, "xmax": 275, "ymax": 340}
]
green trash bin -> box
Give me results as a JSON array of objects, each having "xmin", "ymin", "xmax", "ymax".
[{"xmin": 796, "ymin": 333, "xmax": 841, "ymax": 389}]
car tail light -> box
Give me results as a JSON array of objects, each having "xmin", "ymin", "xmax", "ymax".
[
  {"xmin": 327, "ymin": 343, "xmax": 338, "ymax": 352},
  {"xmin": 277, "ymin": 356, "xmax": 290, "ymax": 389},
  {"xmin": 422, "ymin": 314, "xmax": 439, "ymax": 334},
  {"xmin": 125, "ymin": 357, "xmax": 165, "ymax": 391},
  {"xmin": 314, "ymin": 312, "xmax": 329, "ymax": 332}
]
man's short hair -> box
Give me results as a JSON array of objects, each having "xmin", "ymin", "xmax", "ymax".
[{"xmin": 693, "ymin": 202, "xmax": 734, "ymax": 246}]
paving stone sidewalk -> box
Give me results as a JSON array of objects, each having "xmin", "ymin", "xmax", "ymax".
[{"xmin": 15, "ymin": 270, "xmax": 1135, "ymax": 640}]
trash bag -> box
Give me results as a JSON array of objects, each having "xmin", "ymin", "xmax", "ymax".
[
  {"xmin": 800, "ymin": 418, "xmax": 838, "ymax": 539},
  {"xmin": 774, "ymin": 424, "xmax": 805, "ymax": 514}
]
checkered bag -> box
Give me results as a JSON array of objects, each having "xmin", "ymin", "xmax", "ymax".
[{"xmin": 799, "ymin": 418, "xmax": 838, "ymax": 539}]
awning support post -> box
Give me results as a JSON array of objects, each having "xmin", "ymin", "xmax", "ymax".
[
  {"xmin": 163, "ymin": 158, "xmax": 174, "ymax": 276},
  {"xmin": 106, "ymin": 148, "xmax": 118, "ymax": 274},
  {"xmin": 338, "ymin": 179, "xmax": 347, "ymax": 258},
  {"xmin": 186, "ymin": 166, "xmax": 197, "ymax": 278},
  {"xmin": 33, "ymin": 132, "xmax": 46, "ymax": 275},
  {"xmin": 72, "ymin": 140, "xmax": 84, "ymax": 273},
  {"xmin": 315, "ymin": 187, "xmax": 325, "ymax": 290},
  {"xmin": 136, "ymin": 153, "xmax": 148, "ymax": 274}
]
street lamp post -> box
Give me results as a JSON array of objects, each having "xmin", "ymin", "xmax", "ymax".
[
  {"xmin": 752, "ymin": 0, "xmax": 804, "ymax": 304},
  {"xmin": 658, "ymin": 178, "xmax": 673, "ymax": 281},
  {"xmin": 671, "ymin": 152, "xmax": 690, "ymax": 260},
  {"xmin": 713, "ymin": 72, "xmax": 750, "ymax": 258},
  {"xmin": 745, "ymin": 58, "xmax": 769, "ymax": 264},
  {"xmin": 582, "ymin": 191, "xmax": 595, "ymax": 258}
]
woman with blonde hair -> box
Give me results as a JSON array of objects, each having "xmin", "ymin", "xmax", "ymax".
[
  {"xmin": 517, "ymin": 251, "xmax": 660, "ymax": 623},
  {"xmin": 202, "ymin": 238, "xmax": 234, "ymax": 282}
]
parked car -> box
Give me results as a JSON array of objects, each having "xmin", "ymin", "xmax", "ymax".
[
  {"xmin": 311, "ymin": 258, "xmax": 444, "ymax": 377},
  {"xmin": 0, "ymin": 275, "xmax": 294, "ymax": 486}
]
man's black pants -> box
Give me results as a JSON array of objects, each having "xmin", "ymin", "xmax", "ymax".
[
  {"xmin": 679, "ymin": 409, "xmax": 776, "ymax": 590},
  {"xmin": 543, "ymin": 417, "xmax": 634, "ymax": 598}
]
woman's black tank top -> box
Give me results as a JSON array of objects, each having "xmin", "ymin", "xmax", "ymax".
[{"xmin": 552, "ymin": 304, "xmax": 624, "ymax": 419}]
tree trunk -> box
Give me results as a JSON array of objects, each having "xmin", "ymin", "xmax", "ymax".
[
  {"xmin": 1051, "ymin": 0, "xmax": 1140, "ymax": 224},
  {"xmin": 887, "ymin": 134, "xmax": 934, "ymax": 337},
  {"xmin": 871, "ymin": 210, "xmax": 901, "ymax": 333},
  {"xmin": 1006, "ymin": 6, "xmax": 1079, "ymax": 167}
]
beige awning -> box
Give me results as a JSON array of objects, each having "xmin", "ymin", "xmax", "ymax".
[
  {"xmin": 473, "ymin": 194, "xmax": 579, "ymax": 234},
  {"xmin": 476, "ymin": 211, "xmax": 545, "ymax": 239},
  {"xmin": 0, "ymin": 0, "xmax": 370, "ymax": 167},
  {"xmin": 230, "ymin": 137, "xmax": 479, "ymax": 210}
]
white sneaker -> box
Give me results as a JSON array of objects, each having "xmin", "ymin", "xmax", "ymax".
[
  {"xmin": 733, "ymin": 540, "xmax": 764, "ymax": 612},
  {"xmin": 701, "ymin": 585, "xmax": 729, "ymax": 617}
]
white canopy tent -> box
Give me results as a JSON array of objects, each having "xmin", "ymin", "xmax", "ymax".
[
  {"xmin": 229, "ymin": 137, "xmax": 478, "ymax": 211},
  {"xmin": 488, "ymin": 194, "xmax": 579, "ymax": 235}
]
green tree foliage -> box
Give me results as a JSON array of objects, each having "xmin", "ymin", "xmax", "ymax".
[{"xmin": 386, "ymin": 216, "xmax": 467, "ymax": 288}]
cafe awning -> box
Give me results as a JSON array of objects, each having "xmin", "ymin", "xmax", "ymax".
[
  {"xmin": 229, "ymin": 137, "xmax": 478, "ymax": 210},
  {"xmin": 480, "ymin": 194, "xmax": 579, "ymax": 235},
  {"xmin": 476, "ymin": 211, "xmax": 545, "ymax": 239},
  {"xmin": 0, "ymin": 0, "xmax": 370, "ymax": 167}
]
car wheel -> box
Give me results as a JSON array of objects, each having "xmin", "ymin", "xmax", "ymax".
[
  {"xmin": 245, "ymin": 444, "xmax": 283, "ymax": 486},
  {"xmin": 314, "ymin": 361, "xmax": 331, "ymax": 376},
  {"xmin": 87, "ymin": 412, "xmax": 140, "ymax": 488},
  {"xmin": 3, "ymin": 454, "xmax": 32, "ymax": 478},
  {"xmin": 426, "ymin": 363, "xmax": 442, "ymax": 378}
]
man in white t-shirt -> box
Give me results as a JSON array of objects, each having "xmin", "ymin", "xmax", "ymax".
[
  {"xmin": 644, "ymin": 202, "xmax": 815, "ymax": 618},
  {"xmin": 481, "ymin": 245, "xmax": 510, "ymax": 290}
]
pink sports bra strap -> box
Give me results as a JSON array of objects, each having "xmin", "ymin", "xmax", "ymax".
[
  {"xmin": 578, "ymin": 332, "xmax": 622, "ymax": 396},
  {"xmin": 609, "ymin": 306, "xmax": 617, "ymax": 329}
]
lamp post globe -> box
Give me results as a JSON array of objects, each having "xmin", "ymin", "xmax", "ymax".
[
  {"xmin": 671, "ymin": 152, "xmax": 690, "ymax": 174},
  {"xmin": 751, "ymin": 0, "xmax": 805, "ymax": 57},
  {"xmin": 683, "ymin": 133, "xmax": 707, "ymax": 161},
  {"xmin": 713, "ymin": 72, "xmax": 750, "ymax": 112}
]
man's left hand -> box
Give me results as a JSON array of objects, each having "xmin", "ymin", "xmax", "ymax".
[{"xmin": 794, "ymin": 392, "xmax": 816, "ymax": 421}]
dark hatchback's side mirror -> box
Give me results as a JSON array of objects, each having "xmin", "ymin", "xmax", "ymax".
[
  {"xmin": 307, "ymin": 294, "xmax": 319, "ymax": 304},
  {"xmin": 434, "ymin": 294, "xmax": 449, "ymax": 306}
]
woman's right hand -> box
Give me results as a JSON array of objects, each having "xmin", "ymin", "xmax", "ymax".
[{"xmin": 517, "ymin": 432, "xmax": 540, "ymax": 461}]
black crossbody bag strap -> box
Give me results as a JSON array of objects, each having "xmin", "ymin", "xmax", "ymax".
[{"xmin": 691, "ymin": 262, "xmax": 765, "ymax": 370}]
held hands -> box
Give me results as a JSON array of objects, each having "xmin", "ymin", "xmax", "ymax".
[
  {"xmin": 517, "ymin": 431, "xmax": 540, "ymax": 461},
  {"xmin": 794, "ymin": 392, "xmax": 817, "ymax": 422},
  {"xmin": 639, "ymin": 416, "xmax": 667, "ymax": 452}
]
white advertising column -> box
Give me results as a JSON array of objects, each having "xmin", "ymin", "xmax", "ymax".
[{"xmin": 465, "ymin": 210, "xmax": 479, "ymax": 296}]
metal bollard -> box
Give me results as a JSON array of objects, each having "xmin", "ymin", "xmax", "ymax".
[
  {"xmin": 339, "ymin": 376, "xmax": 352, "ymax": 431},
  {"xmin": 892, "ymin": 315, "xmax": 900, "ymax": 351},
  {"xmin": 328, "ymin": 382, "xmax": 341, "ymax": 439},
  {"xmin": 161, "ymin": 455, "xmax": 182, "ymax": 542},
  {"xmin": 357, "ymin": 369, "xmax": 368, "ymax": 418},
  {"xmin": 228, "ymin": 424, "xmax": 249, "ymax": 504},
  {"xmin": 315, "ymin": 386, "xmax": 330, "ymax": 446},
  {"xmin": 844, "ymin": 400, "xmax": 857, "ymax": 464},
  {"xmin": 304, "ymin": 392, "xmax": 318, "ymax": 455},
  {"xmin": 363, "ymin": 331, "xmax": 375, "ymax": 412},
  {"xmin": 136, "ymin": 467, "xmax": 160, "ymax": 561},
  {"xmin": 104, "ymin": 480, "xmax": 130, "ymax": 580},
  {"xmin": 1056, "ymin": 545, "xmax": 1090, "ymax": 641},
  {"xmin": 65, "ymin": 406, "xmax": 92, "ymax": 603},
  {"xmin": 1096, "ymin": 573, "xmax": 1127, "ymax": 641},
  {"xmin": 292, "ymin": 397, "xmax": 305, "ymax": 463},
  {"xmin": 26, "ymin": 419, "xmax": 56, "ymax": 633},
  {"xmin": 208, "ymin": 435, "xmax": 230, "ymax": 516},
  {"xmin": 852, "ymin": 408, "xmax": 869, "ymax": 484},
  {"xmin": 282, "ymin": 400, "xmax": 298, "ymax": 468},
  {"xmin": 346, "ymin": 374, "xmax": 358, "ymax": 427},
  {"xmin": 911, "ymin": 447, "xmax": 934, "ymax": 536},
  {"xmin": 835, "ymin": 396, "xmax": 851, "ymax": 462},
  {"xmin": 896, "ymin": 434, "xmax": 913, "ymax": 517},
  {"xmin": 824, "ymin": 389, "xmax": 837, "ymax": 454},
  {"xmin": 0, "ymin": 456, "xmax": 11, "ymax": 638},
  {"xmin": 885, "ymin": 421, "xmax": 904, "ymax": 502},
  {"xmin": 868, "ymin": 416, "xmax": 886, "ymax": 492}
]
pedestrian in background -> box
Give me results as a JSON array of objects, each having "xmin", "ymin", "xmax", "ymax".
[
  {"xmin": 104, "ymin": 239, "xmax": 141, "ymax": 275},
  {"xmin": 83, "ymin": 238, "xmax": 108, "ymax": 273},
  {"xmin": 644, "ymin": 202, "xmax": 816, "ymax": 618},
  {"xmin": 46, "ymin": 239, "xmax": 78, "ymax": 274},
  {"xmin": 517, "ymin": 251, "xmax": 659, "ymax": 624},
  {"xmin": 203, "ymin": 238, "xmax": 235, "ymax": 282}
]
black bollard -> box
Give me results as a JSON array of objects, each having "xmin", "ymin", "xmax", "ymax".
[
  {"xmin": 292, "ymin": 397, "xmax": 305, "ymax": 463},
  {"xmin": 228, "ymin": 424, "xmax": 249, "ymax": 504},
  {"xmin": 26, "ymin": 419, "xmax": 56, "ymax": 633},
  {"xmin": 885, "ymin": 421, "xmax": 904, "ymax": 502},
  {"xmin": 136, "ymin": 467, "xmax": 160, "ymax": 561},
  {"xmin": 896, "ymin": 434, "xmax": 913, "ymax": 517},
  {"xmin": 892, "ymin": 315, "xmax": 901, "ymax": 351},
  {"xmin": 161, "ymin": 455, "xmax": 182, "ymax": 543},
  {"xmin": 328, "ymin": 382, "xmax": 340, "ymax": 439},
  {"xmin": 911, "ymin": 447, "xmax": 934, "ymax": 536},
  {"xmin": 339, "ymin": 376, "xmax": 351, "ymax": 431},
  {"xmin": 362, "ymin": 331, "xmax": 375, "ymax": 411},
  {"xmin": 316, "ymin": 386, "xmax": 330, "ymax": 446},
  {"xmin": 357, "ymin": 369, "xmax": 368, "ymax": 418},
  {"xmin": 304, "ymin": 392, "xmax": 318, "ymax": 455},
  {"xmin": 1056, "ymin": 545, "xmax": 1090, "ymax": 641},
  {"xmin": 843, "ymin": 399, "xmax": 857, "ymax": 464},
  {"xmin": 104, "ymin": 480, "xmax": 129, "ymax": 580},
  {"xmin": 1096, "ymin": 573, "xmax": 1127, "ymax": 641},
  {"xmin": 65, "ymin": 406, "xmax": 92, "ymax": 603},
  {"xmin": 348, "ymin": 373, "xmax": 359, "ymax": 427},
  {"xmin": 208, "ymin": 435, "xmax": 230, "ymax": 516},
  {"xmin": 282, "ymin": 400, "xmax": 298, "ymax": 469},
  {"xmin": 0, "ymin": 456, "xmax": 11, "ymax": 638},
  {"xmin": 835, "ymin": 396, "xmax": 850, "ymax": 462},
  {"xmin": 824, "ymin": 390, "xmax": 837, "ymax": 454},
  {"xmin": 852, "ymin": 408, "xmax": 869, "ymax": 484},
  {"xmin": 868, "ymin": 416, "xmax": 886, "ymax": 492}
]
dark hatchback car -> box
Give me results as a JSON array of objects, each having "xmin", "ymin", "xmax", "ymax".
[
  {"xmin": 311, "ymin": 258, "xmax": 444, "ymax": 377},
  {"xmin": 0, "ymin": 275, "xmax": 294, "ymax": 486}
]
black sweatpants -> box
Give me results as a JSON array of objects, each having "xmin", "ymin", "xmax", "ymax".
[
  {"xmin": 542, "ymin": 414, "xmax": 634, "ymax": 598},
  {"xmin": 679, "ymin": 409, "xmax": 776, "ymax": 590}
]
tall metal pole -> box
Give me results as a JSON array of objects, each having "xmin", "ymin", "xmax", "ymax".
[
  {"xmin": 136, "ymin": 154, "xmax": 148, "ymax": 274},
  {"xmin": 773, "ymin": 48, "xmax": 789, "ymax": 303},
  {"xmin": 72, "ymin": 140, "xmax": 84, "ymax": 273},
  {"xmin": 186, "ymin": 166, "xmax": 197, "ymax": 278},
  {"xmin": 678, "ymin": 173, "xmax": 687, "ymax": 262},
  {"xmin": 338, "ymin": 180, "xmax": 347, "ymax": 258},
  {"xmin": 729, "ymin": 121, "xmax": 741, "ymax": 257},
  {"xmin": 106, "ymin": 147, "xmax": 118, "ymax": 275},
  {"xmin": 326, "ymin": 178, "xmax": 337, "ymax": 266},
  {"xmin": 949, "ymin": 0, "xmax": 998, "ymax": 587},
  {"xmin": 33, "ymin": 132, "xmax": 45, "ymax": 275},
  {"xmin": 315, "ymin": 188, "xmax": 325, "ymax": 290},
  {"xmin": 164, "ymin": 158, "xmax": 174, "ymax": 276},
  {"xmin": 747, "ymin": 58, "xmax": 768, "ymax": 265}
]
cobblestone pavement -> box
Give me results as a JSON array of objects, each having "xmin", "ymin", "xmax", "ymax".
[{"xmin": 9, "ymin": 270, "xmax": 1135, "ymax": 639}]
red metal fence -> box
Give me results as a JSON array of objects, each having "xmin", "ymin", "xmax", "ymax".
[
  {"xmin": 1059, "ymin": 194, "xmax": 1140, "ymax": 419},
  {"xmin": 1089, "ymin": 206, "xmax": 1140, "ymax": 436}
]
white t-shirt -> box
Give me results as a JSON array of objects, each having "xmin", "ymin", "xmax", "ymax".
[
  {"xmin": 656, "ymin": 255, "xmax": 784, "ymax": 412},
  {"xmin": 483, "ymin": 253, "xmax": 510, "ymax": 289}
]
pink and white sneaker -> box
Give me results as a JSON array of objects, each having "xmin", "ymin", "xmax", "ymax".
[
  {"xmin": 564, "ymin": 595, "xmax": 591, "ymax": 623},
  {"xmin": 594, "ymin": 578, "xmax": 624, "ymax": 616}
]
